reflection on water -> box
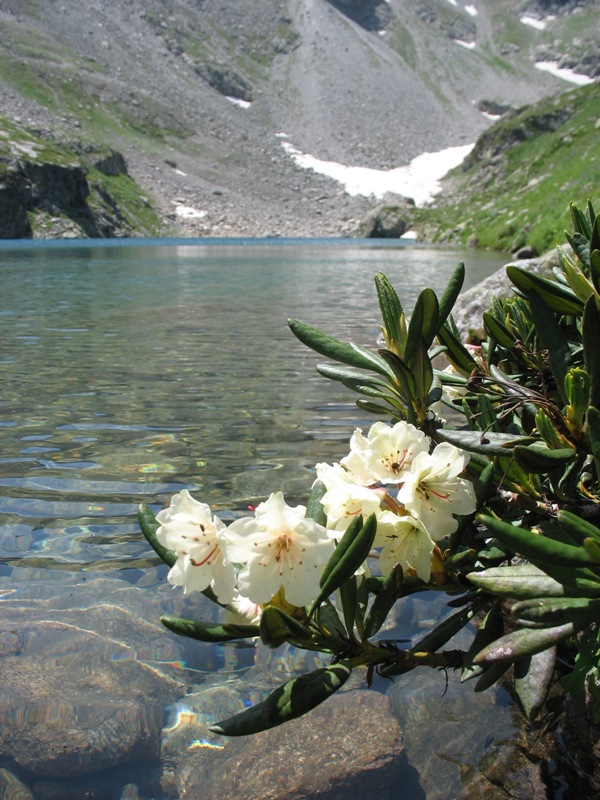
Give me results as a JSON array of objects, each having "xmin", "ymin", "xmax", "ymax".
[{"xmin": 0, "ymin": 239, "xmax": 511, "ymax": 798}]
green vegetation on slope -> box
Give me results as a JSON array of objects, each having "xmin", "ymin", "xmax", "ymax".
[
  {"xmin": 415, "ymin": 83, "xmax": 600, "ymax": 253},
  {"xmin": 0, "ymin": 117, "xmax": 163, "ymax": 237}
]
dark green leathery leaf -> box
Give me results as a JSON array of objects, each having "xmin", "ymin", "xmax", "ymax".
[
  {"xmin": 466, "ymin": 564, "xmax": 566, "ymax": 599},
  {"xmin": 437, "ymin": 262, "xmax": 465, "ymax": 330},
  {"xmin": 436, "ymin": 322, "xmax": 479, "ymax": 375},
  {"xmin": 209, "ymin": 661, "xmax": 353, "ymax": 736},
  {"xmin": 461, "ymin": 602, "xmax": 504, "ymax": 683},
  {"xmin": 310, "ymin": 514, "xmax": 377, "ymax": 616},
  {"xmin": 557, "ymin": 509, "xmax": 600, "ymax": 546},
  {"xmin": 160, "ymin": 615, "xmax": 259, "ymax": 643},
  {"xmin": 437, "ymin": 428, "xmax": 534, "ymax": 456},
  {"xmin": 362, "ymin": 564, "xmax": 404, "ymax": 640},
  {"xmin": 375, "ymin": 272, "xmax": 405, "ymax": 350},
  {"xmin": 288, "ymin": 318, "xmax": 393, "ymax": 379},
  {"xmin": 514, "ymin": 648, "xmax": 557, "ymax": 721},
  {"xmin": 138, "ymin": 503, "xmax": 176, "ymax": 567},
  {"xmin": 404, "ymin": 288, "xmax": 439, "ymax": 364},
  {"xmin": 506, "ymin": 265, "xmax": 584, "ymax": 315},
  {"xmin": 474, "ymin": 623, "xmax": 575, "ymax": 664},
  {"xmin": 305, "ymin": 480, "xmax": 327, "ymax": 526},
  {"xmin": 259, "ymin": 606, "xmax": 316, "ymax": 649},
  {"xmin": 513, "ymin": 442, "xmax": 576, "ymax": 474},
  {"xmin": 583, "ymin": 295, "xmax": 600, "ymax": 409},
  {"xmin": 478, "ymin": 514, "xmax": 596, "ymax": 569},
  {"xmin": 510, "ymin": 596, "xmax": 600, "ymax": 628}
]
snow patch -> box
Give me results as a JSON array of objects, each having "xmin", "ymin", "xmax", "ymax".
[
  {"xmin": 454, "ymin": 39, "xmax": 476, "ymax": 49},
  {"xmin": 535, "ymin": 61, "xmax": 595, "ymax": 86},
  {"xmin": 445, "ymin": 0, "xmax": 458, "ymax": 6},
  {"xmin": 520, "ymin": 15, "xmax": 546, "ymax": 30},
  {"xmin": 281, "ymin": 142, "xmax": 475, "ymax": 207},
  {"xmin": 174, "ymin": 204, "xmax": 207, "ymax": 220},
  {"xmin": 482, "ymin": 111, "xmax": 501, "ymax": 121},
  {"xmin": 465, "ymin": 4, "xmax": 478, "ymax": 16},
  {"xmin": 226, "ymin": 96, "xmax": 251, "ymax": 109}
]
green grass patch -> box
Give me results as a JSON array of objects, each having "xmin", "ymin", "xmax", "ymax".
[{"xmin": 414, "ymin": 83, "xmax": 600, "ymax": 253}]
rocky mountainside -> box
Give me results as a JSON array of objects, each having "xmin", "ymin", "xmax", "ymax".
[{"xmin": 0, "ymin": 0, "xmax": 598, "ymax": 238}]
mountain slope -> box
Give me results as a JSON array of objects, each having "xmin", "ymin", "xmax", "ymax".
[{"xmin": 0, "ymin": 0, "xmax": 597, "ymax": 237}]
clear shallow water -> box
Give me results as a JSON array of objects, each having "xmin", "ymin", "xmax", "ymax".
[{"xmin": 0, "ymin": 239, "xmax": 514, "ymax": 798}]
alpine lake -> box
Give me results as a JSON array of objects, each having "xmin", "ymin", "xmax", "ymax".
[{"xmin": 0, "ymin": 238, "xmax": 537, "ymax": 799}]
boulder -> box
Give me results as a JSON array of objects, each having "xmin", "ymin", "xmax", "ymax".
[
  {"xmin": 0, "ymin": 599, "xmax": 186, "ymax": 779},
  {"xmin": 178, "ymin": 689, "xmax": 405, "ymax": 799},
  {"xmin": 450, "ymin": 247, "xmax": 560, "ymax": 340},
  {"xmin": 354, "ymin": 203, "xmax": 409, "ymax": 238}
]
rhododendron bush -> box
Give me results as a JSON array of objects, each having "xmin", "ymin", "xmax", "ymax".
[{"xmin": 140, "ymin": 201, "xmax": 600, "ymax": 735}]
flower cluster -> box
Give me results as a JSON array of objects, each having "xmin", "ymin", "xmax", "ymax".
[
  {"xmin": 155, "ymin": 489, "xmax": 334, "ymax": 610},
  {"xmin": 316, "ymin": 421, "xmax": 477, "ymax": 582},
  {"xmin": 156, "ymin": 421, "xmax": 476, "ymax": 609}
]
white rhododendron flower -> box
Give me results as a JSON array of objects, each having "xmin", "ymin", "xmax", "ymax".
[
  {"xmin": 342, "ymin": 420, "xmax": 429, "ymax": 485},
  {"xmin": 224, "ymin": 592, "xmax": 262, "ymax": 625},
  {"xmin": 378, "ymin": 514, "xmax": 436, "ymax": 582},
  {"xmin": 316, "ymin": 461, "xmax": 384, "ymax": 532},
  {"xmin": 156, "ymin": 490, "xmax": 236, "ymax": 603},
  {"xmin": 220, "ymin": 491, "xmax": 335, "ymax": 607},
  {"xmin": 397, "ymin": 442, "xmax": 477, "ymax": 536}
]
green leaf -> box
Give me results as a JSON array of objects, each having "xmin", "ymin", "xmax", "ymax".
[
  {"xmin": 436, "ymin": 322, "xmax": 480, "ymax": 376},
  {"xmin": 288, "ymin": 319, "xmax": 393, "ymax": 379},
  {"xmin": 474, "ymin": 623, "xmax": 575, "ymax": 664},
  {"xmin": 483, "ymin": 311, "xmax": 517, "ymax": 350},
  {"xmin": 514, "ymin": 648, "xmax": 556, "ymax": 721},
  {"xmin": 570, "ymin": 201, "xmax": 592, "ymax": 239},
  {"xmin": 411, "ymin": 337, "xmax": 433, "ymax": 401},
  {"xmin": 362, "ymin": 564, "xmax": 404, "ymax": 640},
  {"xmin": 315, "ymin": 364, "xmax": 388, "ymax": 390},
  {"xmin": 412, "ymin": 598, "xmax": 486, "ymax": 653},
  {"xmin": 306, "ymin": 480, "xmax": 327, "ymax": 527},
  {"xmin": 473, "ymin": 660, "xmax": 512, "ymax": 692},
  {"xmin": 478, "ymin": 514, "xmax": 596, "ymax": 569},
  {"xmin": 557, "ymin": 509, "xmax": 600, "ymax": 546},
  {"xmin": 591, "ymin": 249, "xmax": 600, "ymax": 295},
  {"xmin": 310, "ymin": 514, "xmax": 378, "ymax": 615},
  {"xmin": 583, "ymin": 295, "xmax": 600, "ymax": 409},
  {"xmin": 565, "ymin": 233, "xmax": 591, "ymax": 273},
  {"xmin": 513, "ymin": 442, "xmax": 576, "ymax": 474},
  {"xmin": 511, "ymin": 596, "xmax": 600, "ymax": 628},
  {"xmin": 558, "ymin": 245, "xmax": 594, "ymax": 302},
  {"xmin": 461, "ymin": 602, "xmax": 504, "ymax": 683},
  {"xmin": 209, "ymin": 661, "xmax": 353, "ymax": 736},
  {"xmin": 356, "ymin": 398, "xmax": 404, "ymax": 418},
  {"xmin": 506, "ymin": 266, "xmax": 584, "ymax": 316},
  {"xmin": 527, "ymin": 290, "xmax": 572, "ymax": 404},
  {"xmin": 375, "ymin": 273, "xmax": 404, "ymax": 348},
  {"xmin": 438, "ymin": 262, "xmax": 465, "ymax": 330},
  {"xmin": 259, "ymin": 606, "xmax": 317, "ymax": 649},
  {"xmin": 160, "ymin": 615, "xmax": 259, "ymax": 643},
  {"xmin": 138, "ymin": 503, "xmax": 176, "ymax": 567},
  {"xmin": 587, "ymin": 406, "xmax": 600, "ymax": 481},
  {"xmin": 405, "ymin": 288, "xmax": 439, "ymax": 364},
  {"xmin": 466, "ymin": 564, "xmax": 567, "ymax": 599},
  {"xmin": 436, "ymin": 428, "xmax": 534, "ymax": 456},
  {"xmin": 338, "ymin": 574, "xmax": 358, "ymax": 637},
  {"xmin": 378, "ymin": 348, "xmax": 415, "ymax": 399}
]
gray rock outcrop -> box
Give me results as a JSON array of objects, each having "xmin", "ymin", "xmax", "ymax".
[{"xmin": 354, "ymin": 203, "xmax": 410, "ymax": 238}]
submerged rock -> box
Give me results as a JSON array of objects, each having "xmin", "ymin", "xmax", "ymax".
[
  {"xmin": 178, "ymin": 689, "xmax": 404, "ymax": 799},
  {"xmin": 0, "ymin": 586, "xmax": 189, "ymax": 781}
]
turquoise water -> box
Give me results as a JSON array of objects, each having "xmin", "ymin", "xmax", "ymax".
[{"xmin": 0, "ymin": 239, "xmax": 514, "ymax": 798}]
